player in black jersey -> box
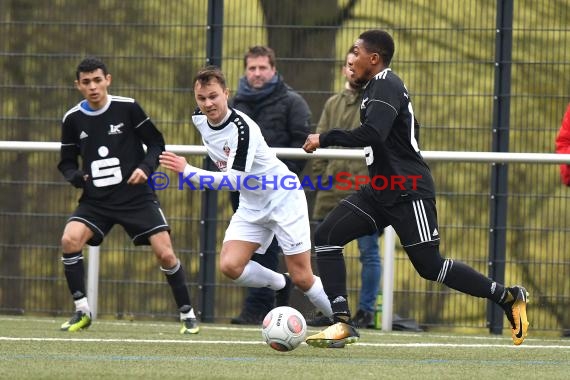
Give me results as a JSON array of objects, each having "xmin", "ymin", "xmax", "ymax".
[
  {"xmin": 303, "ymin": 30, "xmax": 528, "ymax": 347},
  {"xmin": 57, "ymin": 57, "xmax": 199, "ymax": 334}
]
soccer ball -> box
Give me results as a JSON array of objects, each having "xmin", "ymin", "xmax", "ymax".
[{"xmin": 261, "ymin": 306, "xmax": 307, "ymax": 352}]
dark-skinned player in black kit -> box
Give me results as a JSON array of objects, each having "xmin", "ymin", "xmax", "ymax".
[{"xmin": 302, "ymin": 30, "xmax": 529, "ymax": 348}]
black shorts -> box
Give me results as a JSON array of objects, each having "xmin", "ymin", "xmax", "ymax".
[
  {"xmin": 68, "ymin": 200, "xmax": 170, "ymax": 246},
  {"xmin": 341, "ymin": 192, "xmax": 440, "ymax": 248}
]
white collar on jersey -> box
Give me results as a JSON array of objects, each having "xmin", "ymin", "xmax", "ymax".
[{"xmin": 208, "ymin": 108, "xmax": 232, "ymax": 127}]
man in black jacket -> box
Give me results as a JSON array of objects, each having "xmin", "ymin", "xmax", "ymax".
[{"xmin": 229, "ymin": 46, "xmax": 312, "ymax": 324}]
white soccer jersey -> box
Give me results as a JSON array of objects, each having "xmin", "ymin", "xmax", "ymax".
[{"xmin": 191, "ymin": 108, "xmax": 299, "ymax": 211}]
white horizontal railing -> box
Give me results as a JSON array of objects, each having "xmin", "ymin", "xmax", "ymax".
[
  {"xmin": 2, "ymin": 141, "xmax": 570, "ymax": 163},
  {"xmin": 2, "ymin": 140, "xmax": 570, "ymax": 327}
]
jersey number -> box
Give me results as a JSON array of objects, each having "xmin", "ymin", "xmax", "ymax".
[
  {"xmin": 364, "ymin": 102, "xmax": 420, "ymax": 166},
  {"xmin": 409, "ymin": 103, "xmax": 420, "ymax": 152},
  {"xmin": 364, "ymin": 146, "xmax": 374, "ymax": 166},
  {"xmin": 91, "ymin": 158, "xmax": 123, "ymax": 187}
]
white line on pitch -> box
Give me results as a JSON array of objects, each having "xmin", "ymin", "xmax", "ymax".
[{"xmin": 1, "ymin": 336, "xmax": 569, "ymax": 349}]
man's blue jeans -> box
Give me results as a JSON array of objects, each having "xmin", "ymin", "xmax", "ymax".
[{"xmin": 356, "ymin": 231, "xmax": 382, "ymax": 313}]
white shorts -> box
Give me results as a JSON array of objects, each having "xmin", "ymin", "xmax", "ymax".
[{"xmin": 223, "ymin": 189, "xmax": 311, "ymax": 255}]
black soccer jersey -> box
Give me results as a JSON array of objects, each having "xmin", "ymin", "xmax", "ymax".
[
  {"xmin": 319, "ymin": 68, "xmax": 435, "ymax": 204},
  {"xmin": 58, "ymin": 95, "xmax": 163, "ymax": 205}
]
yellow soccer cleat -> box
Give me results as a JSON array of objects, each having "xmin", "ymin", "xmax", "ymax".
[
  {"xmin": 305, "ymin": 321, "xmax": 359, "ymax": 348},
  {"xmin": 60, "ymin": 310, "xmax": 92, "ymax": 332},
  {"xmin": 502, "ymin": 286, "xmax": 529, "ymax": 345}
]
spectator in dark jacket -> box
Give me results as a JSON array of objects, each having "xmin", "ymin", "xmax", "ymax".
[{"xmin": 229, "ymin": 45, "xmax": 312, "ymax": 324}]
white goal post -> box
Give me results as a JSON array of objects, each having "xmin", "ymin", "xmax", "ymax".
[{"xmin": 2, "ymin": 140, "xmax": 570, "ymax": 328}]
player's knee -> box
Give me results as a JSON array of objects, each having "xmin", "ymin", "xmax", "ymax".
[
  {"xmin": 313, "ymin": 222, "xmax": 337, "ymax": 246},
  {"xmin": 405, "ymin": 244, "xmax": 444, "ymax": 281},
  {"xmin": 150, "ymin": 232, "xmax": 175, "ymax": 262},
  {"xmin": 218, "ymin": 260, "xmax": 232, "ymax": 277},
  {"xmin": 157, "ymin": 251, "xmax": 177, "ymax": 268},
  {"xmin": 61, "ymin": 233, "xmax": 83, "ymax": 253},
  {"xmin": 416, "ymin": 265, "xmax": 441, "ymax": 281},
  {"xmin": 289, "ymin": 271, "xmax": 313, "ymax": 292},
  {"xmin": 219, "ymin": 257, "xmax": 241, "ymax": 280}
]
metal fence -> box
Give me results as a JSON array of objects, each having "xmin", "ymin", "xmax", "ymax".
[{"xmin": 1, "ymin": 0, "xmax": 569, "ymax": 335}]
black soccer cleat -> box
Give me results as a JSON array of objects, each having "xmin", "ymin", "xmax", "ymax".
[{"xmin": 180, "ymin": 317, "xmax": 200, "ymax": 334}]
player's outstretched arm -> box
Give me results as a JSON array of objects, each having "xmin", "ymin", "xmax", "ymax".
[
  {"xmin": 159, "ymin": 151, "xmax": 188, "ymax": 173},
  {"xmin": 159, "ymin": 151, "xmax": 238, "ymax": 190}
]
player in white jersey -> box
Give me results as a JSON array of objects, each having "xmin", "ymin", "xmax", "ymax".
[
  {"xmin": 159, "ymin": 66, "xmax": 332, "ymax": 318},
  {"xmin": 191, "ymin": 107, "xmax": 294, "ymax": 212}
]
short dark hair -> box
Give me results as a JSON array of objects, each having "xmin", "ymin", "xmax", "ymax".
[
  {"xmin": 243, "ymin": 45, "xmax": 276, "ymax": 68},
  {"xmin": 193, "ymin": 65, "xmax": 227, "ymax": 90},
  {"xmin": 358, "ymin": 30, "xmax": 395, "ymax": 66},
  {"xmin": 76, "ymin": 56, "xmax": 108, "ymax": 80}
]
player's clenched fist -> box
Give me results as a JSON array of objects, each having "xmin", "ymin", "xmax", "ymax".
[{"xmin": 302, "ymin": 134, "xmax": 321, "ymax": 153}]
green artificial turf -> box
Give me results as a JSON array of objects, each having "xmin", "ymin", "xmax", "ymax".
[{"xmin": 1, "ymin": 316, "xmax": 569, "ymax": 379}]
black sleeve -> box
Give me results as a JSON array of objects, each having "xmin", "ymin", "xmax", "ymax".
[
  {"xmin": 319, "ymin": 124, "xmax": 382, "ymax": 148},
  {"xmin": 57, "ymin": 116, "xmax": 84, "ymax": 187},
  {"xmin": 132, "ymin": 102, "xmax": 165, "ymax": 176},
  {"xmin": 320, "ymin": 78, "xmax": 400, "ymax": 148}
]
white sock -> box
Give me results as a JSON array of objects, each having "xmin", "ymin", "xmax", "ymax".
[
  {"xmin": 74, "ymin": 297, "xmax": 90, "ymax": 315},
  {"xmin": 180, "ymin": 308, "xmax": 196, "ymax": 321},
  {"xmin": 304, "ymin": 276, "xmax": 333, "ymax": 317},
  {"xmin": 233, "ymin": 261, "xmax": 286, "ymax": 290}
]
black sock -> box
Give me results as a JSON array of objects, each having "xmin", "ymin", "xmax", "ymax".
[
  {"xmin": 331, "ymin": 296, "xmax": 351, "ymax": 322},
  {"xmin": 316, "ymin": 246, "xmax": 347, "ymax": 298},
  {"xmin": 442, "ymin": 260, "xmax": 506, "ymax": 303},
  {"xmin": 315, "ymin": 245, "xmax": 351, "ymax": 319},
  {"xmin": 498, "ymin": 287, "xmax": 513, "ymax": 304},
  {"xmin": 162, "ymin": 260, "xmax": 192, "ymax": 311},
  {"xmin": 62, "ymin": 252, "xmax": 86, "ymax": 300}
]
